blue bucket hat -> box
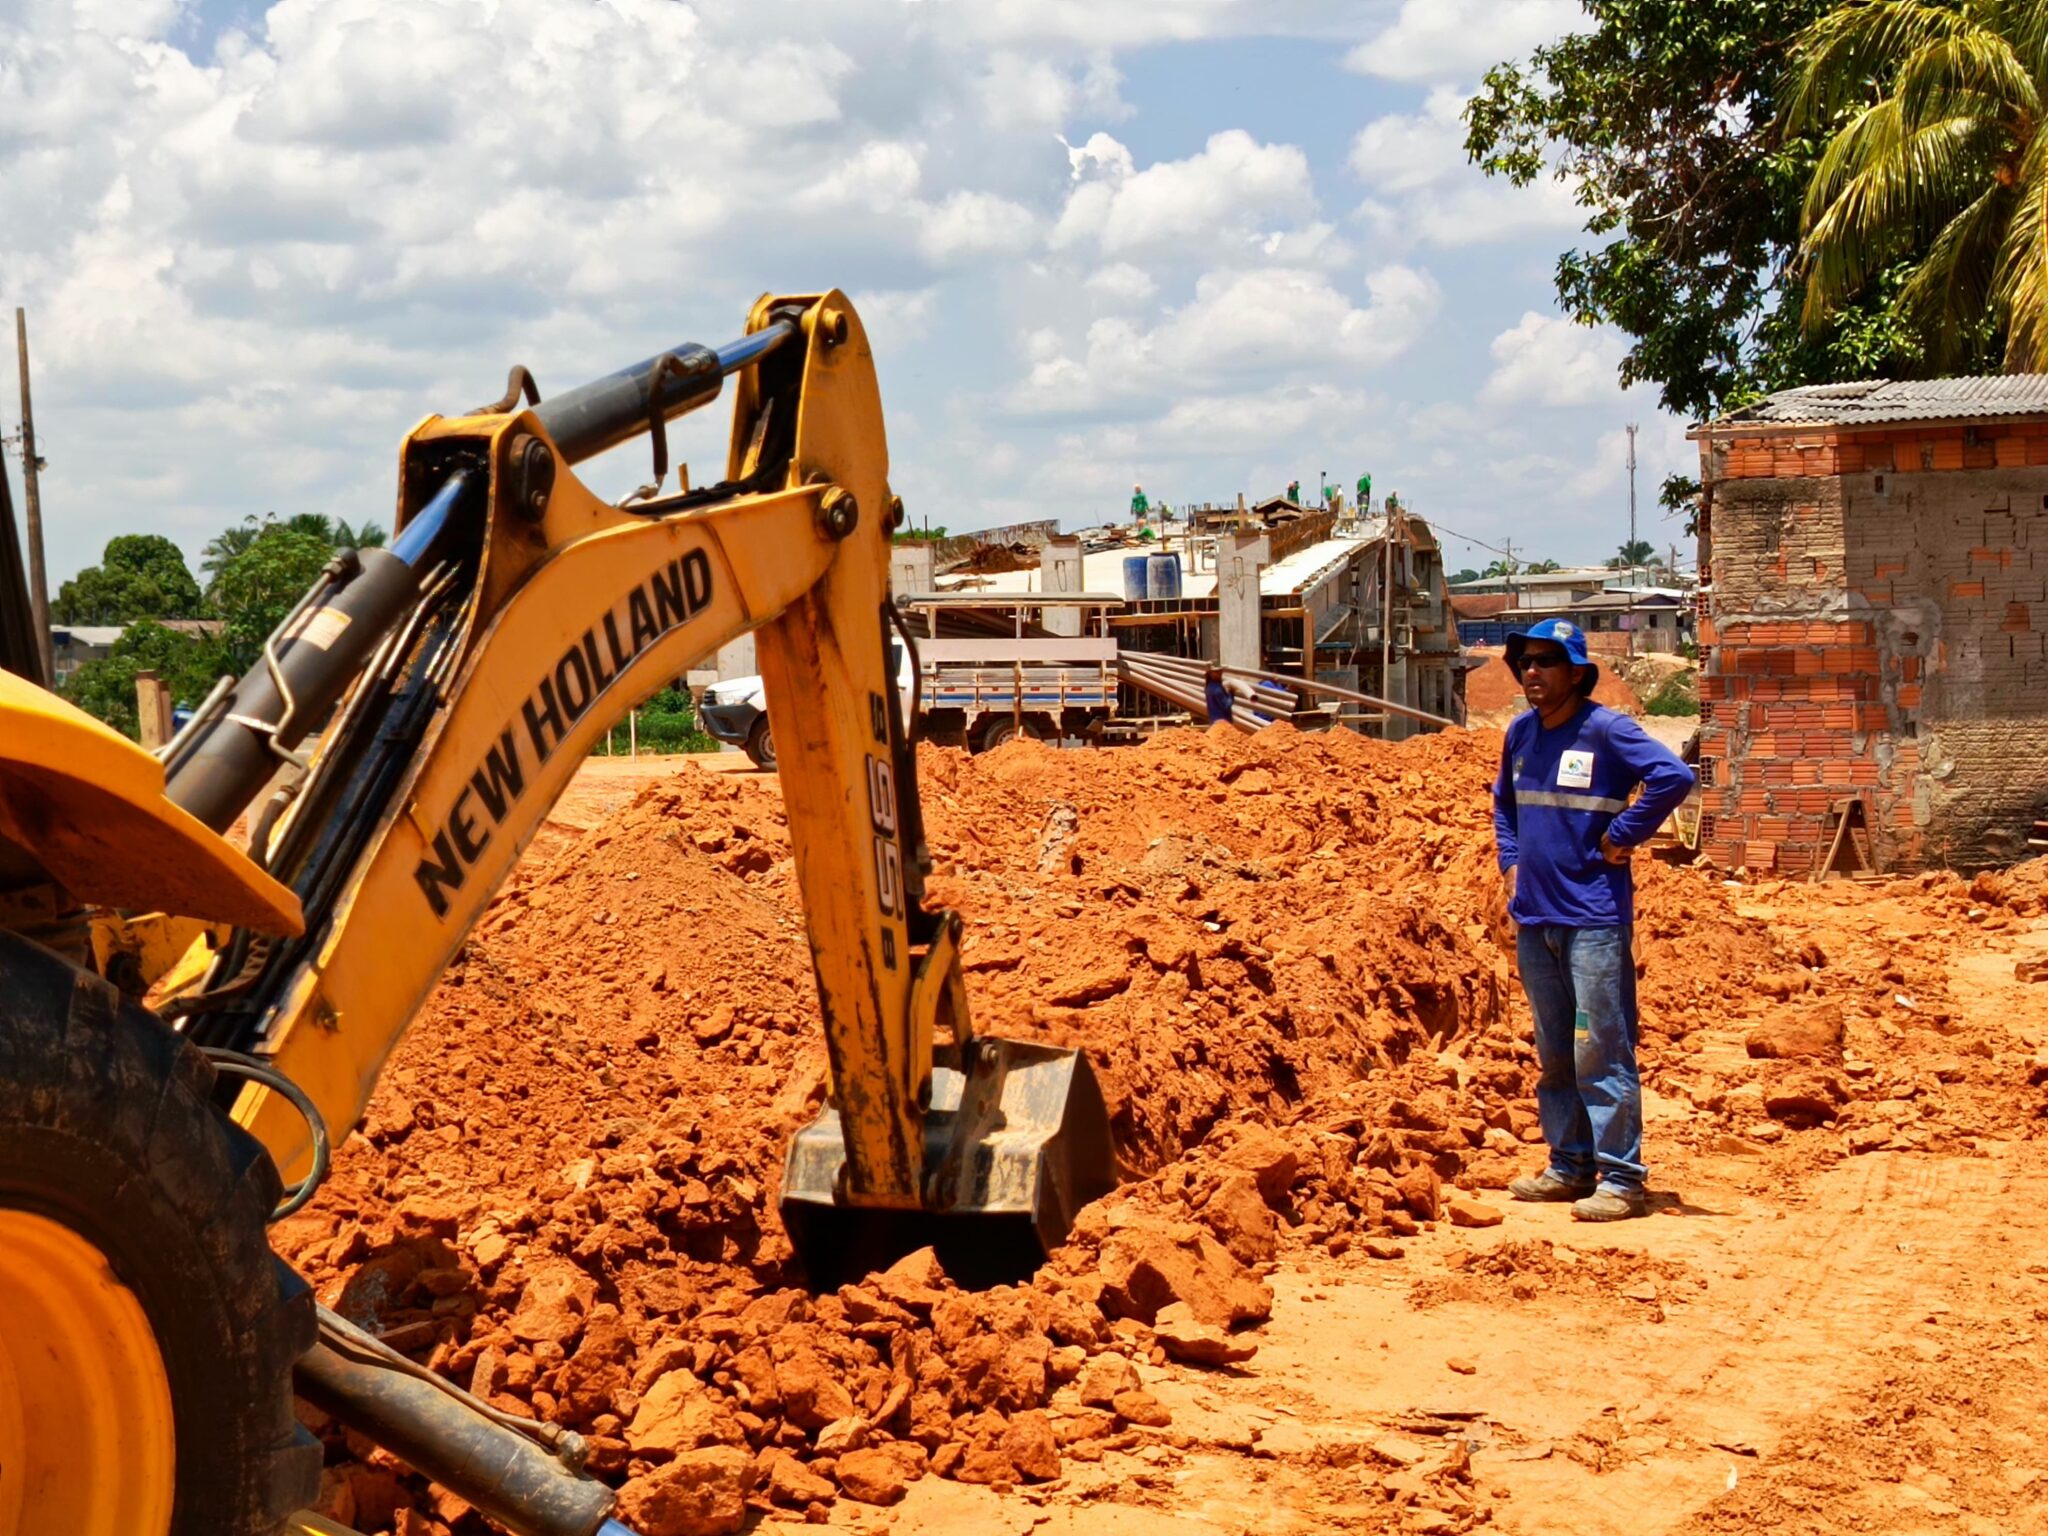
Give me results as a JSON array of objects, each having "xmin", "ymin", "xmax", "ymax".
[{"xmin": 1503, "ymin": 616, "xmax": 1600, "ymax": 697}]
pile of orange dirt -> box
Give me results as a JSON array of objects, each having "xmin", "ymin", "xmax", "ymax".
[
  {"xmin": 277, "ymin": 724, "xmax": 1792, "ymax": 1534},
  {"xmin": 1462, "ymin": 642, "xmax": 1642, "ymax": 719}
]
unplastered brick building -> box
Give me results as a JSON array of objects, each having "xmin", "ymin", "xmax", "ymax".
[{"xmin": 1691, "ymin": 376, "xmax": 2048, "ymax": 874}]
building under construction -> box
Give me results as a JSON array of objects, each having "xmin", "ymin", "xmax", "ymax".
[{"xmin": 899, "ymin": 500, "xmax": 1465, "ymax": 737}]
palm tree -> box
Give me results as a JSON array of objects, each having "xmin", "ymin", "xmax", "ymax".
[
  {"xmin": 1526, "ymin": 558, "xmax": 1563, "ymax": 573},
  {"xmin": 200, "ymin": 516, "xmax": 262, "ymax": 590},
  {"xmin": 1609, "ymin": 539, "xmax": 1658, "ymax": 569},
  {"xmin": 1785, "ymin": 0, "xmax": 2048, "ymax": 370},
  {"xmin": 1483, "ymin": 558, "xmax": 1519, "ymax": 579},
  {"xmin": 332, "ymin": 519, "xmax": 387, "ymax": 551}
]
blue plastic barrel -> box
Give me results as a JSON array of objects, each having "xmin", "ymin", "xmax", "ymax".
[
  {"xmin": 1122, "ymin": 554, "xmax": 1151, "ymax": 602},
  {"xmin": 1146, "ymin": 552, "xmax": 1182, "ymax": 602}
]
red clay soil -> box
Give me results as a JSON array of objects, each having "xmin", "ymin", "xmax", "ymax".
[
  {"xmin": 1463, "ymin": 644, "xmax": 1640, "ymax": 718},
  {"xmin": 274, "ymin": 728, "xmax": 2040, "ymax": 1534}
]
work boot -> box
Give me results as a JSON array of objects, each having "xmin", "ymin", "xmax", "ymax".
[
  {"xmin": 1508, "ymin": 1170, "xmax": 1595, "ymax": 1203},
  {"xmin": 1571, "ymin": 1188, "xmax": 1647, "ymax": 1222}
]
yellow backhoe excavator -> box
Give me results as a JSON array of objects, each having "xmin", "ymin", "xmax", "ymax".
[{"xmin": 0, "ymin": 293, "xmax": 1113, "ymax": 1536}]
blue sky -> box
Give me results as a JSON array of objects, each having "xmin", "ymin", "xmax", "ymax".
[{"xmin": 2, "ymin": 0, "xmax": 1697, "ymax": 589}]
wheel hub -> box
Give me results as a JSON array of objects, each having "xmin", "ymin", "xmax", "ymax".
[{"xmin": 0, "ymin": 1209, "xmax": 176, "ymax": 1536}]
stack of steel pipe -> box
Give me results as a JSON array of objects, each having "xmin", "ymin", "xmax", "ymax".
[
  {"xmin": 1119, "ymin": 653, "xmax": 1307, "ymax": 726},
  {"xmin": 1115, "ymin": 653, "xmax": 1256, "ymax": 733}
]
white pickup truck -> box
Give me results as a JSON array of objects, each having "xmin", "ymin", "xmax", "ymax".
[{"xmin": 700, "ymin": 597, "xmax": 1122, "ymax": 767}]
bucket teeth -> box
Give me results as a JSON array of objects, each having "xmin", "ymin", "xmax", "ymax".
[{"xmin": 781, "ymin": 1040, "xmax": 1114, "ymax": 1289}]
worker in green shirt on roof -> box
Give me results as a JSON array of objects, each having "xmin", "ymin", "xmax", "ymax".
[
  {"xmin": 1357, "ymin": 472, "xmax": 1372, "ymax": 512},
  {"xmin": 1130, "ymin": 484, "xmax": 1149, "ymax": 525},
  {"xmin": 1287, "ymin": 479, "xmax": 1300, "ymax": 504}
]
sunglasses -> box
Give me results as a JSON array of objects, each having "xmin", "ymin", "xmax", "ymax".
[{"xmin": 1519, "ymin": 652, "xmax": 1573, "ymax": 672}]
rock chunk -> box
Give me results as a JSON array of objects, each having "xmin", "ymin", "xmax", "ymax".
[
  {"xmin": 507, "ymin": 1258, "xmax": 595, "ymax": 1346},
  {"xmin": 765, "ymin": 1454, "xmax": 836, "ymax": 1509},
  {"xmin": 1219, "ymin": 1126, "xmax": 1300, "ymax": 1203},
  {"xmin": 1096, "ymin": 1219, "xmax": 1273, "ymax": 1328},
  {"xmin": 835, "ymin": 1447, "xmax": 909, "ymax": 1505},
  {"xmin": 776, "ymin": 1350, "xmax": 857, "ymax": 1429},
  {"xmin": 1445, "ymin": 1196, "xmax": 1504, "ymax": 1229},
  {"xmin": 1199, "ymin": 1173, "xmax": 1278, "ymax": 1265},
  {"xmin": 1745, "ymin": 1002, "xmax": 1845, "ymax": 1061},
  {"xmin": 1152, "ymin": 1301, "xmax": 1257, "ymax": 1366},
  {"xmin": 1075, "ymin": 1352, "xmax": 1140, "ymax": 1408},
  {"xmin": 613, "ymin": 1446, "xmax": 753, "ymax": 1536},
  {"xmin": 626, "ymin": 1372, "xmax": 743, "ymax": 1456}
]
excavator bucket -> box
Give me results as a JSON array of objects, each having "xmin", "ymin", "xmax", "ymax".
[{"xmin": 781, "ymin": 1039, "xmax": 1115, "ymax": 1290}]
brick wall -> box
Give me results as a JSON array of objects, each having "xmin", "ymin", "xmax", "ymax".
[{"xmin": 1699, "ymin": 422, "xmax": 2048, "ymax": 873}]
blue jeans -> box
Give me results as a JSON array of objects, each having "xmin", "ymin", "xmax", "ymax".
[{"xmin": 1515, "ymin": 924, "xmax": 1646, "ymax": 1194}]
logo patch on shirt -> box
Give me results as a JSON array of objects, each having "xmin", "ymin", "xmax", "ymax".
[
  {"xmin": 1513, "ymin": 754, "xmax": 1525, "ymax": 779},
  {"xmin": 1557, "ymin": 749, "xmax": 1594, "ymax": 789}
]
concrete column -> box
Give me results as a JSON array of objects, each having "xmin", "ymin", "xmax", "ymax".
[
  {"xmin": 1217, "ymin": 531, "xmax": 1269, "ymax": 673},
  {"xmin": 890, "ymin": 541, "xmax": 935, "ymax": 597},
  {"xmin": 1039, "ymin": 536, "xmax": 1083, "ymax": 637}
]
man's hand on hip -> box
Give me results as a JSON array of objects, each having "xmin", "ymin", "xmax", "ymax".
[{"xmin": 1598, "ymin": 833, "xmax": 1631, "ymax": 866}]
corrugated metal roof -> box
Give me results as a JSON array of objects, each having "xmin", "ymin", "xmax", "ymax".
[{"xmin": 1702, "ymin": 374, "xmax": 2048, "ymax": 431}]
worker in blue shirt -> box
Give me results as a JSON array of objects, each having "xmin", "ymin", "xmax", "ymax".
[
  {"xmin": 1493, "ymin": 618, "xmax": 1695, "ymax": 1221},
  {"xmin": 1204, "ymin": 667, "xmax": 1234, "ymax": 724}
]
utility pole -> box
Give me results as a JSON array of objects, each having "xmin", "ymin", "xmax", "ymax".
[
  {"xmin": 14, "ymin": 308, "xmax": 50, "ymax": 682},
  {"xmin": 1625, "ymin": 421, "xmax": 1638, "ymax": 576}
]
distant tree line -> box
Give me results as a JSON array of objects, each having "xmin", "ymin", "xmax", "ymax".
[
  {"xmin": 54, "ymin": 514, "xmax": 385, "ymax": 739},
  {"xmin": 55, "ymin": 513, "xmax": 718, "ymax": 752}
]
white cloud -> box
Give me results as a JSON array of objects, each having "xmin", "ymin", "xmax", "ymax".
[
  {"xmin": 1085, "ymin": 263, "xmax": 1158, "ymax": 304},
  {"xmin": 918, "ymin": 191, "xmax": 1039, "ymax": 263},
  {"xmin": 1344, "ymin": 0, "xmax": 1581, "ymax": 83},
  {"xmin": 5, "ymin": 0, "xmax": 1690, "ymax": 582},
  {"xmin": 851, "ymin": 288, "xmax": 939, "ymax": 348},
  {"xmin": 1481, "ymin": 312, "xmax": 1626, "ymax": 407},
  {"xmin": 1009, "ymin": 263, "xmax": 1442, "ymax": 412},
  {"xmin": 1347, "ymin": 83, "xmax": 1585, "ymax": 250},
  {"xmin": 1051, "ymin": 129, "xmax": 1315, "ymax": 256},
  {"xmin": 977, "ymin": 50, "xmax": 1128, "ymax": 130},
  {"xmin": 1349, "ymin": 87, "xmax": 1469, "ymax": 196},
  {"xmin": 955, "ymin": 0, "xmax": 1374, "ymax": 50}
]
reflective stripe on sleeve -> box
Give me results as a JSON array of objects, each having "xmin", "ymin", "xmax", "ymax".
[{"xmin": 1515, "ymin": 789, "xmax": 1628, "ymax": 813}]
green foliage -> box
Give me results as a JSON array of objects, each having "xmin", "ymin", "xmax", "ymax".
[
  {"xmin": 53, "ymin": 535, "xmax": 205, "ymax": 624},
  {"xmin": 1526, "ymin": 558, "xmax": 1563, "ymax": 573},
  {"xmin": 594, "ymin": 686, "xmax": 716, "ymax": 755},
  {"xmin": 60, "ymin": 620, "xmax": 227, "ymax": 740},
  {"xmin": 1647, "ymin": 670, "xmax": 1702, "ymax": 715},
  {"xmin": 1465, "ymin": 0, "xmax": 1929, "ymax": 420},
  {"xmin": 1483, "ymin": 558, "xmax": 1516, "ymax": 578},
  {"xmin": 211, "ymin": 525, "xmax": 337, "ymax": 672},
  {"xmin": 892, "ymin": 526, "xmax": 949, "ymax": 543},
  {"xmin": 1786, "ymin": 0, "xmax": 2047, "ymax": 370},
  {"xmin": 1450, "ymin": 567, "xmax": 1483, "ymax": 584},
  {"xmin": 202, "ymin": 513, "xmax": 385, "ymax": 592},
  {"xmin": 1611, "ymin": 539, "xmax": 1660, "ymax": 567}
]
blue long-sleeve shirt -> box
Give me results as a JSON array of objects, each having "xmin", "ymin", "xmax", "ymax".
[
  {"xmin": 1493, "ymin": 702, "xmax": 1696, "ymax": 928},
  {"xmin": 1205, "ymin": 678, "xmax": 1233, "ymax": 722}
]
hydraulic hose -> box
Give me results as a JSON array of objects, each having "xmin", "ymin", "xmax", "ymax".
[{"xmin": 164, "ymin": 321, "xmax": 800, "ymax": 836}]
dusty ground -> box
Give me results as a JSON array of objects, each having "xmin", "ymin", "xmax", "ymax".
[{"xmin": 277, "ymin": 730, "xmax": 2048, "ymax": 1536}]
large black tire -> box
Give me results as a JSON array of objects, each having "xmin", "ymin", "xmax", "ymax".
[
  {"xmin": 974, "ymin": 714, "xmax": 1048, "ymax": 753},
  {"xmin": 745, "ymin": 713, "xmax": 778, "ymax": 770},
  {"xmin": 0, "ymin": 929, "xmax": 320, "ymax": 1535}
]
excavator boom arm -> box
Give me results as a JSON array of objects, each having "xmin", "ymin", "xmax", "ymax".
[{"xmin": 212, "ymin": 295, "xmax": 932, "ymax": 1209}]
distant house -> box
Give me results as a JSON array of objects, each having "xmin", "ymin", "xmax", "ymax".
[
  {"xmin": 49, "ymin": 625, "xmax": 124, "ymax": 684},
  {"xmin": 1450, "ymin": 573, "xmax": 1693, "ymax": 651},
  {"xmin": 48, "ymin": 617, "xmax": 224, "ymax": 685}
]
